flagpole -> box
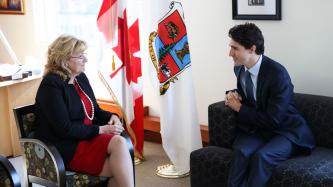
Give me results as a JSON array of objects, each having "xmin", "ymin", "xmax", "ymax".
[{"xmin": 98, "ymin": 70, "xmax": 143, "ymax": 165}]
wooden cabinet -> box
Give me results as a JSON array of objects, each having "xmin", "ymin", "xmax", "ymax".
[{"xmin": 0, "ymin": 75, "xmax": 41, "ymax": 157}]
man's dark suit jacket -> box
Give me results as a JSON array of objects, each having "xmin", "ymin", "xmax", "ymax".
[
  {"xmin": 35, "ymin": 73, "xmax": 114, "ymax": 166},
  {"xmin": 234, "ymin": 55, "xmax": 315, "ymax": 150}
]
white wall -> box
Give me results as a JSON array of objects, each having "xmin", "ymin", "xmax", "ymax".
[
  {"xmin": 143, "ymin": 0, "xmax": 333, "ymax": 125},
  {"xmin": 0, "ymin": 0, "xmax": 45, "ymax": 65}
]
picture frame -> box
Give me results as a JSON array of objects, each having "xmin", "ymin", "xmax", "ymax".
[
  {"xmin": 232, "ymin": 0, "xmax": 281, "ymax": 20},
  {"xmin": 0, "ymin": 0, "xmax": 25, "ymax": 15}
]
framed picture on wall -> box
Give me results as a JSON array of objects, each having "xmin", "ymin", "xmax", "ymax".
[
  {"xmin": 0, "ymin": 0, "xmax": 25, "ymax": 15},
  {"xmin": 232, "ymin": 0, "xmax": 281, "ymax": 20}
]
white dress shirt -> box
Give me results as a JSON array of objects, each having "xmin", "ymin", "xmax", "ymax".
[{"xmin": 241, "ymin": 55, "xmax": 262, "ymax": 101}]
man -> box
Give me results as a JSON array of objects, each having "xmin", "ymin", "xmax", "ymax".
[{"xmin": 225, "ymin": 23, "xmax": 315, "ymax": 187}]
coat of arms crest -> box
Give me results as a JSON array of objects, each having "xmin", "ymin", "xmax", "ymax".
[{"xmin": 149, "ymin": 2, "xmax": 191, "ymax": 95}]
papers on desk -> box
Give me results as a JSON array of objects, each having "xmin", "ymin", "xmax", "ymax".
[
  {"xmin": 0, "ymin": 64, "xmax": 41, "ymax": 82},
  {"xmin": 0, "ymin": 64, "xmax": 20, "ymax": 76},
  {"xmin": 0, "ymin": 64, "xmax": 23, "ymax": 81}
]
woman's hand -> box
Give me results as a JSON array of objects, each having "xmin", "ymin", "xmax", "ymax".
[
  {"xmin": 108, "ymin": 114, "xmax": 122, "ymax": 126},
  {"xmin": 99, "ymin": 115, "xmax": 124, "ymax": 135},
  {"xmin": 99, "ymin": 124, "xmax": 124, "ymax": 135}
]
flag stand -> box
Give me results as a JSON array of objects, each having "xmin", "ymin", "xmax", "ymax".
[
  {"xmin": 134, "ymin": 157, "xmax": 142, "ymax": 165},
  {"xmin": 155, "ymin": 164, "xmax": 189, "ymax": 178}
]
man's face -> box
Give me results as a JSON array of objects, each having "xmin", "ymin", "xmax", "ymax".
[{"xmin": 228, "ymin": 39, "xmax": 252, "ymax": 66}]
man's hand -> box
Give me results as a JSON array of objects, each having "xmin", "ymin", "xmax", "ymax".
[{"xmin": 225, "ymin": 91, "xmax": 242, "ymax": 112}]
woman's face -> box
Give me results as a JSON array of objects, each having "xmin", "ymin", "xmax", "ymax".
[{"xmin": 68, "ymin": 51, "xmax": 87, "ymax": 76}]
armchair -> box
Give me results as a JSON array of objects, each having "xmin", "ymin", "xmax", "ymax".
[
  {"xmin": 14, "ymin": 104, "xmax": 135, "ymax": 187},
  {"xmin": 0, "ymin": 155, "xmax": 21, "ymax": 187},
  {"xmin": 190, "ymin": 93, "xmax": 333, "ymax": 187}
]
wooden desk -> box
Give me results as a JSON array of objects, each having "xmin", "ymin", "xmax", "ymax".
[{"xmin": 0, "ymin": 75, "xmax": 41, "ymax": 157}]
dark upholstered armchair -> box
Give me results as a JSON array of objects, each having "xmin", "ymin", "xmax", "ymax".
[
  {"xmin": 0, "ymin": 155, "xmax": 21, "ymax": 187},
  {"xmin": 190, "ymin": 93, "xmax": 333, "ymax": 187},
  {"xmin": 14, "ymin": 104, "xmax": 135, "ymax": 187}
]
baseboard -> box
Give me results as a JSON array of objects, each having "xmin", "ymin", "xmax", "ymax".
[{"xmin": 143, "ymin": 107, "xmax": 209, "ymax": 146}]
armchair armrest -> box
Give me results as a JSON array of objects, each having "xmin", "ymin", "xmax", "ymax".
[
  {"xmin": 208, "ymin": 101, "xmax": 237, "ymax": 149},
  {"xmin": 0, "ymin": 155, "xmax": 21, "ymax": 187},
  {"xmin": 20, "ymin": 138, "xmax": 66, "ymax": 187}
]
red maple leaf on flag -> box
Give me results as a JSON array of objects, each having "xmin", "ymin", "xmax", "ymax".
[
  {"xmin": 112, "ymin": 10, "xmax": 142, "ymax": 84},
  {"xmin": 97, "ymin": 0, "xmax": 144, "ymax": 160}
]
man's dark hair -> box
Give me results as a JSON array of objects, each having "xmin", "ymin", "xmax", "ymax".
[{"xmin": 229, "ymin": 23, "xmax": 264, "ymax": 55}]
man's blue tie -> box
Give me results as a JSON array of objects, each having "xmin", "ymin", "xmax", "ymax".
[{"xmin": 245, "ymin": 70, "xmax": 255, "ymax": 105}]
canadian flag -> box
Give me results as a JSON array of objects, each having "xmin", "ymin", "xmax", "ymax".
[{"xmin": 97, "ymin": 0, "xmax": 144, "ymax": 160}]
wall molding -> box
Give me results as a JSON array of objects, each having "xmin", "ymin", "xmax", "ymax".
[{"xmin": 143, "ymin": 107, "xmax": 209, "ymax": 146}]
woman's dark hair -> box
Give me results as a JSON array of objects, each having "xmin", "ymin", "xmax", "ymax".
[{"xmin": 229, "ymin": 23, "xmax": 264, "ymax": 55}]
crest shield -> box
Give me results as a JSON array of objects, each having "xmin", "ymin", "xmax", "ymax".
[{"xmin": 149, "ymin": 2, "xmax": 191, "ymax": 95}]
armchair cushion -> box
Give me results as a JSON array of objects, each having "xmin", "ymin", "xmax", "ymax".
[
  {"xmin": 268, "ymin": 147, "xmax": 333, "ymax": 186},
  {"xmin": 65, "ymin": 171, "xmax": 108, "ymax": 187}
]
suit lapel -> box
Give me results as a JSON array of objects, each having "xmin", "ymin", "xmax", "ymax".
[
  {"xmin": 256, "ymin": 56, "xmax": 268, "ymax": 106},
  {"xmin": 235, "ymin": 66, "xmax": 246, "ymax": 99}
]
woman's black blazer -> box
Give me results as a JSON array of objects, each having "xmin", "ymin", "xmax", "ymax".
[{"xmin": 35, "ymin": 73, "xmax": 114, "ymax": 165}]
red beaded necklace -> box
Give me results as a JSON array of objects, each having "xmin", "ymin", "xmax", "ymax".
[{"xmin": 74, "ymin": 79, "xmax": 95, "ymax": 121}]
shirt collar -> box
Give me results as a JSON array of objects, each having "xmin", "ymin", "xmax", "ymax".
[{"xmin": 244, "ymin": 55, "xmax": 262, "ymax": 76}]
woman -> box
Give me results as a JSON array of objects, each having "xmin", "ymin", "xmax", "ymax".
[{"xmin": 35, "ymin": 35, "xmax": 134, "ymax": 187}]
